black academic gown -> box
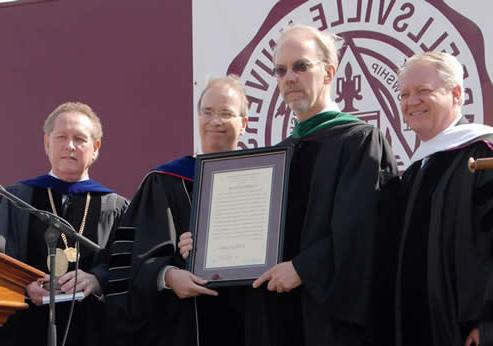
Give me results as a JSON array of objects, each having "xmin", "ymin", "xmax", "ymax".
[
  {"xmin": 270, "ymin": 121, "xmax": 398, "ymax": 346},
  {"xmin": 396, "ymin": 137, "xmax": 493, "ymax": 346},
  {"xmin": 0, "ymin": 183, "xmax": 127, "ymax": 346},
  {"xmin": 481, "ymin": 273, "xmax": 493, "ymax": 346},
  {"xmin": 105, "ymin": 162, "xmax": 243, "ymax": 346}
]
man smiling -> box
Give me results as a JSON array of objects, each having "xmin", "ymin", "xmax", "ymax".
[
  {"xmin": 396, "ymin": 52, "xmax": 493, "ymax": 346},
  {"xmin": 104, "ymin": 76, "xmax": 248, "ymax": 346}
]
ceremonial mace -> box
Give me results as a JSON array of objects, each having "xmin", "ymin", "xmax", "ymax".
[{"xmin": 468, "ymin": 157, "xmax": 493, "ymax": 172}]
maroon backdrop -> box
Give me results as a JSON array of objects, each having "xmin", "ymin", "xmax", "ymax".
[{"xmin": 0, "ymin": 0, "xmax": 193, "ymax": 198}]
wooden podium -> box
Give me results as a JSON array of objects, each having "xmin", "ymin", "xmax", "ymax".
[{"xmin": 0, "ymin": 252, "xmax": 45, "ymax": 326}]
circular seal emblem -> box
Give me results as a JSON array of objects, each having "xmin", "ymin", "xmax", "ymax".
[{"xmin": 227, "ymin": 0, "xmax": 493, "ymax": 170}]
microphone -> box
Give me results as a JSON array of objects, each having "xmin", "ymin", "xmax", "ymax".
[
  {"xmin": 0, "ymin": 184, "xmax": 99, "ymax": 346},
  {"xmin": 0, "ymin": 184, "xmax": 101, "ymax": 252}
]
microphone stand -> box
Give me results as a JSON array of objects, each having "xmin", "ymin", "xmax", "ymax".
[
  {"xmin": 45, "ymin": 225, "xmax": 59, "ymax": 346},
  {"xmin": 0, "ymin": 185, "xmax": 101, "ymax": 346}
]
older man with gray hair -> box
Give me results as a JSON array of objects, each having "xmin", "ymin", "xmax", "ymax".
[
  {"xmin": 395, "ymin": 51, "xmax": 493, "ymax": 346},
  {"xmin": 0, "ymin": 101, "xmax": 128, "ymax": 346}
]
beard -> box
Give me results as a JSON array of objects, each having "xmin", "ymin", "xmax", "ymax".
[
  {"xmin": 282, "ymin": 84, "xmax": 318, "ymax": 117},
  {"xmin": 287, "ymin": 97, "xmax": 311, "ymax": 117}
]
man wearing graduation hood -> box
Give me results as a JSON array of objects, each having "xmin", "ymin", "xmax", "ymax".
[
  {"xmin": 104, "ymin": 75, "xmax": 248, "ymax": 346},
  {"xmin": 395, "ymin": 52, "xmax": 493, "ymax": 346},
  {"xmin": 244, "ymin": 25, "xmax": 399, "ymax": 346},
  {"xmin": 0, "ymin": 102, "xmax": 128, "ymax": 346}
]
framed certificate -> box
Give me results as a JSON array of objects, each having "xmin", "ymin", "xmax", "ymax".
[{"xmin": 187, "ymin": 146, "xmax": 291, "ymax": 287}]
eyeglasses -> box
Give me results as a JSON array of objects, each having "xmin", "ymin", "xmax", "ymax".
[
  {"xmin": 398, "ymin": 87, "xmax": 446, "ymax": 101},
  {"xmin": 200, "ymin": 109, "xmax": 240, "ymax": 120},
  {"xmin": 273, "ymin": 60, "xmax": 325, "ymax": 78}
]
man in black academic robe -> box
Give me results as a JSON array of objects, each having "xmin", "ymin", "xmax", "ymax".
[
  {"xmin": 0, "ymin": 102, "xmax": 128, "ymax": 346},
  {"xmin": 481, "ymin": 275, "xmax": 493, "ymax": 346},
  {"xmin": 248, "ymin": 25, "xmax": 398, "ymax": 346},
  {"xmin": 395, "ymin": 52, "xmax": 493, "ymax": 346},
  {"xmin": 104, "ymin": 76, "xmax": 248, "ymax": 346}
]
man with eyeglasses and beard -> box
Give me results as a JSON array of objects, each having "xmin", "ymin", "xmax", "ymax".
[
  {"xmin": 395, "ymin": 51, "xmax": 493, "ymax": 346},
  {"xmin": 243, "ymin": 24, "xmax": 398, "ymax": 346}
]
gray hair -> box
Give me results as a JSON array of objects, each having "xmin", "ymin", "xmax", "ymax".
[
  {"xmin": 44, "ymin": 101, "xmax": 103, "ymax": 140},
  {"xmin": 274, "ymin": 24, "xmax": 343, "ymax": 69},
  {"xmin": 399, "ymin": 51, "xmax": 465, "ymax": 105},
  {"xmin": 197, "ymin": 75, "xmax": 249, "ymax": 117}
]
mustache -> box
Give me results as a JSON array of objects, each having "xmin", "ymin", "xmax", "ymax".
[{"xmin": 283, "ymin": 87, "xmax": 304, "ymax": 95}]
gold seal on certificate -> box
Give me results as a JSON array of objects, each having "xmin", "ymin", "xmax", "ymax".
[{"xmin": 188, "ymin": 147, "xmax": 291, "ymax": 287}]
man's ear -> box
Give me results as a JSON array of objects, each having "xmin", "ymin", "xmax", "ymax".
[
  {"xmin": 325, "ymin": 63, "xmax": 336, "ymax": 84},
  {"xmin": 43, "ymin": 134, "xmax": 50, "ymax": 156},
  {"xmin": 92, "ymin": 139, "xmax": 102, "ymax": 161},
  {"xmin": 451, "ymin": 84, "xmax": 462, "ymax": 106},
  {"xmin": 240, "ymin": 116, "xmax": 248, "ymax": 134}
]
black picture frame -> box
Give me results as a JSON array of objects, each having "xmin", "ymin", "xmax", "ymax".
[{"xmin": 187, "ymin": 146, "xmax": 291, "ymax": 287}]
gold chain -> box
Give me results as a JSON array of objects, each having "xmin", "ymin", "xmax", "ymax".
[{"xmin": 47, "ymin": 188, "xmax": 91, "ymax": 249}]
